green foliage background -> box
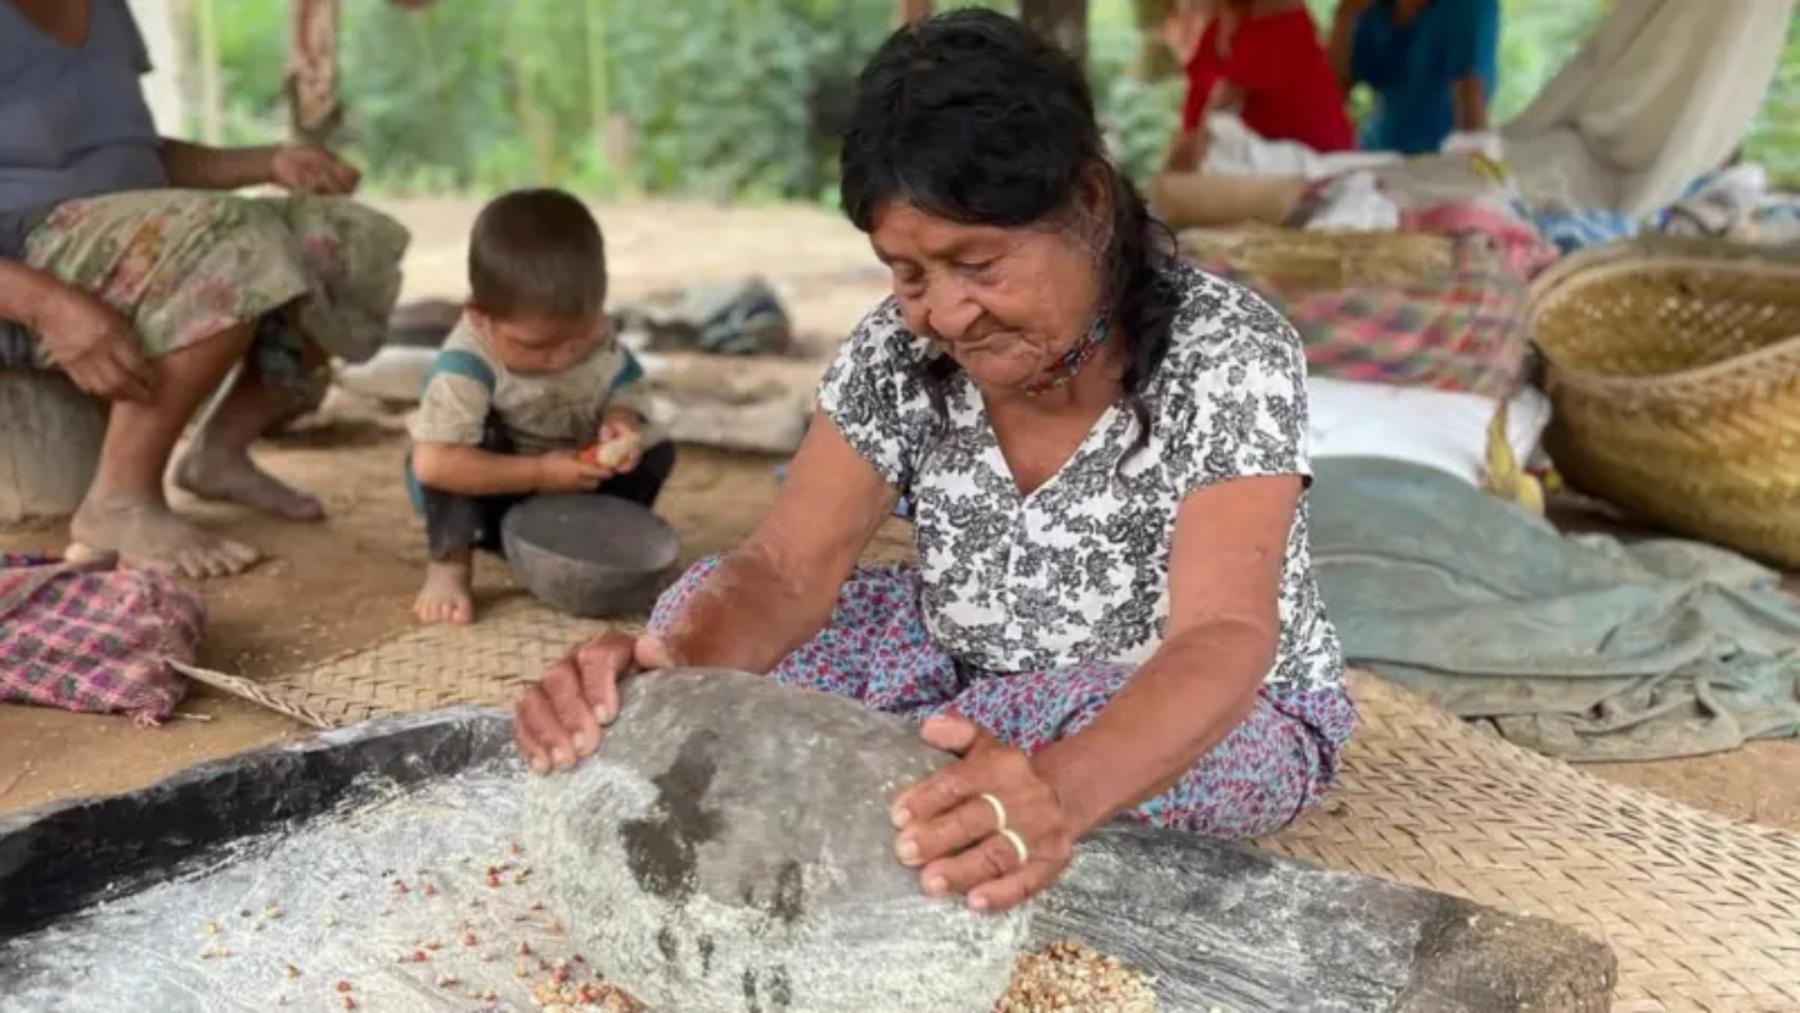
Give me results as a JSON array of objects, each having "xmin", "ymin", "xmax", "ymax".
[{"xmin": 195, "ymin": 0, "xmax": 1799, "ymax": 199}]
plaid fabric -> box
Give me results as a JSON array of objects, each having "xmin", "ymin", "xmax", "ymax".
[
  {"xmin": 1205, "ymin": 235, "xmax": 1531, "ymax": 399},
  {"xmin": 0, "ymin": 554, "xmax": 203, "ymax": 723}
]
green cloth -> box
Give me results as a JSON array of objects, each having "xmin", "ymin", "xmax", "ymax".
[{"xmin": 1311, "ymin": 458, "xmax": 1800, "ymax": 762}]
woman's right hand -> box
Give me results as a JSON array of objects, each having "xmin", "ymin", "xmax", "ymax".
[
  {"xmin": 514, "ymin": 630, "xmax": 674, "ymax": 773},
  {"xmin": 32, "ymin": 283, "xmax": 155, "ymax": 402}
]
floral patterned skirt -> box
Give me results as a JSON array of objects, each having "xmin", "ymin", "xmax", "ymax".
[
  {"xmin": 22, "ymin": 189, "xmax": 408, "ymax": 397},
  {"xmin": 651, "ymin": 559, "xmax": 1358, "ymax": 839}
]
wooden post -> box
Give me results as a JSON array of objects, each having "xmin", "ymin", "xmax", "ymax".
[
  {"xmin": 1019, "ymin": 0, "xmax": 1088, "ymax": 64},
  {"xmin": 0, "ymin": 372, "xmax": 105, "ymax": 525},
  {"xmin": 286, "ymin": 0, "xmax": 342, "ymax": 145}
]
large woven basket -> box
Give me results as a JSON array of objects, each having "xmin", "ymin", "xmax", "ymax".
[{"xmin": 1528, "ymin": 238, "xmax": 1800, "ymax": 567}]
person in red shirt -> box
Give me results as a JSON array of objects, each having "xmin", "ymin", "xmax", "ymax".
[{"xmin": 1164, "ymin": 0, "xmax": 1356, "ymax": 172}]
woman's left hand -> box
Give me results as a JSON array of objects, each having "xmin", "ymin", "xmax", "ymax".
[
  {"xmin": 271, "ymin": 145, "xmax": 361, "ymax": 195},
  {"xmin": 890, "ymin": 716, "xmax": 1079, "ymax": 914}
]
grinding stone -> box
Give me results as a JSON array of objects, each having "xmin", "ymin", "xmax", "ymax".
[
  {"xmin": 502, "ymin": 494, "xmax": 680, "ymax": 618},
  {"xmin": 524, "ymin": 670, "xmax": 1032, "ymax": 1012}
]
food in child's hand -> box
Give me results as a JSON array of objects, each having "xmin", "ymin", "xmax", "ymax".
[{"xmin": 580, "ymin": 431, "xmax": 641, "ymax": 470}]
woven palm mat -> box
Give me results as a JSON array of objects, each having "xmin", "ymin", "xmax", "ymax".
[
  {"xmin": 1263, "ymin": 675, "xmax": 1800, "ymax": 1013},
  {"xmin": 174, "ymin": 596, "xmax": 632, "ymax": 728},
  {"xmin": 183, "ymin": 609, "xmax": 1800, "ymax": 1011}
]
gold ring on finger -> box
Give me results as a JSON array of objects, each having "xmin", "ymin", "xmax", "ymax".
[
  {"xmin": 998, "ymin": 828, "xmax": 1029, "ymax": 866},
  {"xmin": 979, "ymin": 792, "xmax": 1008, "ymax": 832}
]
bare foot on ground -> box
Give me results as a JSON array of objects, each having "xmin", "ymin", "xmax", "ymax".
[
  {"xmin": 174, "ymin": 447, "xmax": 326, "ymax": 522},
  {"xmin": 414, "ymin": 556, "xmax": 474, "ymax": 625},
  {"xmin": 70, "ymin": 494, "xmax": 261, "ymax": 578}
]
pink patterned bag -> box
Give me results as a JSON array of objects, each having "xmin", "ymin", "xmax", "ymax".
[{"xmin": 0, "ymin": 554, "xmax": 203, "ymax": 724}]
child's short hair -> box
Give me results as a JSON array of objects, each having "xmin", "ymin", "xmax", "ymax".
[{"xmin": 468, "ymin": 188, "xmax": 607, "ymax": 320}]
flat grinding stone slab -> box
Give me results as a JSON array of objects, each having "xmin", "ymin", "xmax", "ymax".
[
  {"xmin": 524, "ymin": 670, "xmax": 1031, "ymax": 1012},
  {"xmin": 502, "ymin": 494, "xmax": 680, "ymax": 618},
  {"xmin": 0, "ymin": 706, "xmax": 1615, "ymax": 1012}
]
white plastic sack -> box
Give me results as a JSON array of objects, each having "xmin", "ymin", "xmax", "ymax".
[
  {"xmin": 1302, "ymin": 171, "xmax": 1401, "ymax": 233},
  {"xmin": 1308, "ymin": 377, "xmax": 1552, "ymax": 489},
  {"xmin": 1202, "ymin": 112, "xmax": 1398, "ymax": 181},
  {"xmin": 333, "ymin": 345, "xmax": 437, "ymax": 404}
]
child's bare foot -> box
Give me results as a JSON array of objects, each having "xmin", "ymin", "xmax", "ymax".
[
  {"xmin": 415, "ymin": 557, "xmax": 475, "ymax": 625},
  {"xmin": 71, "ymin": 493, "xmax": 261, "ymax": 578},
  {"xmin": 174, "ymin": 446, "xmax": 325, "ymax": 522}
]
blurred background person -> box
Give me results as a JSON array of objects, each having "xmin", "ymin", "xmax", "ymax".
[{"xmin": 1328, "ymin": 0, "xmax": 1500, "ymax": 154}]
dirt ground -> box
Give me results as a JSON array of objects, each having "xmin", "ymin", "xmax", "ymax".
[{"xmin": 3, "ymin": 198, "xmax": 1798, "ymax": 837}]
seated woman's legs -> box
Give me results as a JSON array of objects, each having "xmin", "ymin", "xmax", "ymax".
[
  {"xmin": 653, "ymin": 558, "xmax": 1351, "ymax": 838},
  {"xmin": 72, "ymin": 319, "xmax": 263, "ymax": 578},
  {"xmin": 174, "ymin": 331, "xmax": 326, "ymax": 522},
  {"xmin": 944, "ymin": 663, "xmax": 1354, "ymax": 839}
]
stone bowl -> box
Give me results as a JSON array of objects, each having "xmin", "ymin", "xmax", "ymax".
[{"xmin": 501, "ymin": 494, "xmax": 681, "ymax": 618}]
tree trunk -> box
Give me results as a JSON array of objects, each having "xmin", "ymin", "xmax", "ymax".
[
  {"xmin": 1019, "ymin": 0, "xmax": 1088, "ymax": 65},
  {"xmin": 127, "ymin": 0, "xmax": 184, "ymax": 133},
  {"xmin": 1134, "ymin": 0, "xmax": 1181, "ymax": 81},
  {"xmin": 503, "ymin": 8, "xmax": 559, "ymax": 182},
  {"xmin": 0, "ymin": 372, "xmax": 105, "ymax": 525}
]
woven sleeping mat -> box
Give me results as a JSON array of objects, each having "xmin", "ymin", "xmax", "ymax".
[
  {"xmin": 1265, "ymin": 675, "xmax": 1800, "ymax": 1013},
  {"xmin": 185, "ymin": 604, "xmax": 1800, "ymax": 1011}
]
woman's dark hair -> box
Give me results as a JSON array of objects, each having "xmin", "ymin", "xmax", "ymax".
[{"xmin": 839, "ymin": 8, "xmax": 1177, "ymax": 453}]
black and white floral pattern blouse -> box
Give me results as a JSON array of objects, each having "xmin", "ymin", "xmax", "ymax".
[{"xmin": 818, "ymin": 260, "xmax": 1344, "ymax": 692}]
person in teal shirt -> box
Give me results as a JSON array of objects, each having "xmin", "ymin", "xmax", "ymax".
[{"xmin": 1327, "ymin": 0, "xmax": 1500, "ymax": 155}]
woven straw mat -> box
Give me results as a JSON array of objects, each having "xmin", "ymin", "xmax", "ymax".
[
  {"xmin": 183, "ymin": 601, "xmax": 1800, "ymax": 1012},
  {"xmin": 174, "ymin": 596, "xmax": 626, "ymax": 728}
]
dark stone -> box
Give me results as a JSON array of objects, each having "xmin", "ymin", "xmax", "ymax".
[
  {"xmin": 0, "ymin": 706, "xmax": 1617, "ymax": 1012},
  {"xmin": 501, "ymin": 494, "xmax": 680, "ymax": 618},
  {"xmin": 1037, "ymin": 822, "xmax": 1617, "ymax": 1012},
  {"xmin": 524, "ymin": 670, "xmax": 1031, "ymax": 1012}
]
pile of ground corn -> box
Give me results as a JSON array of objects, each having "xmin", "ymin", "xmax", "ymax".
[{"xmin": 995, "ymin": 939, "xmax": 1159, "ymax": 1012}]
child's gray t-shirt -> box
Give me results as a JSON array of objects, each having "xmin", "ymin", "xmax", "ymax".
[{"xmin": 409, "ymin": 315, "xmax": 656, "ymax": 456}]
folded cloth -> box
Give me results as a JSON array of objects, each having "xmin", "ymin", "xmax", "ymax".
[
  {"xmin": 1208, "ymin": 233, "xmax": 1531, "ymax": 398},
  {"xmin": 0, "ymin": 553, "xmax": 203, "ymax": 723},
  {"xmin": 1399, "ymin": 201, "xmax": 1557, "ymax": 279},
  {"xmin": 616, "ymin": 277, "xmax": 793, "ymax": 357},
  {"xmin": 1311, "ymin": 458, "xmax": 1800, "ymax": 762}
]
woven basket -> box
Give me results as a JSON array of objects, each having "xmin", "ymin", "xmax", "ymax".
[
  {"xmin": 1178, "ymin": 227, "xmax": 1457, "ymax": 294},
  {"xmin": 1528, "ymin": 239, "xmax": 1800, "ymax": 567}
]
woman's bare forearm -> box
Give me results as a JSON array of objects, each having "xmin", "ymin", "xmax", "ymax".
[
  {"xmin": 1030, "ymin": 621, "xmax": 1274, "ymax": 833},
  {"xmin": 1453, "ymin": 75, "xmax": 1489, "ymax": 132},
  {"xmin": 660, "ymin": 539, "xmax": 844, "ymax": 674},
  {"xmin": 1326, "ymin": 7, "xmax": 1359, "ymax": 87},
  {"xmin": 158, "ymin": 140, "xmax": 278, "ymax": 190}
]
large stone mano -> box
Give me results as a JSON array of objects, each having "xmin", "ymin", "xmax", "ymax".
[{"xmin": 524, "ymin": 669, "xmax": 1031, "ymax": 1012}]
